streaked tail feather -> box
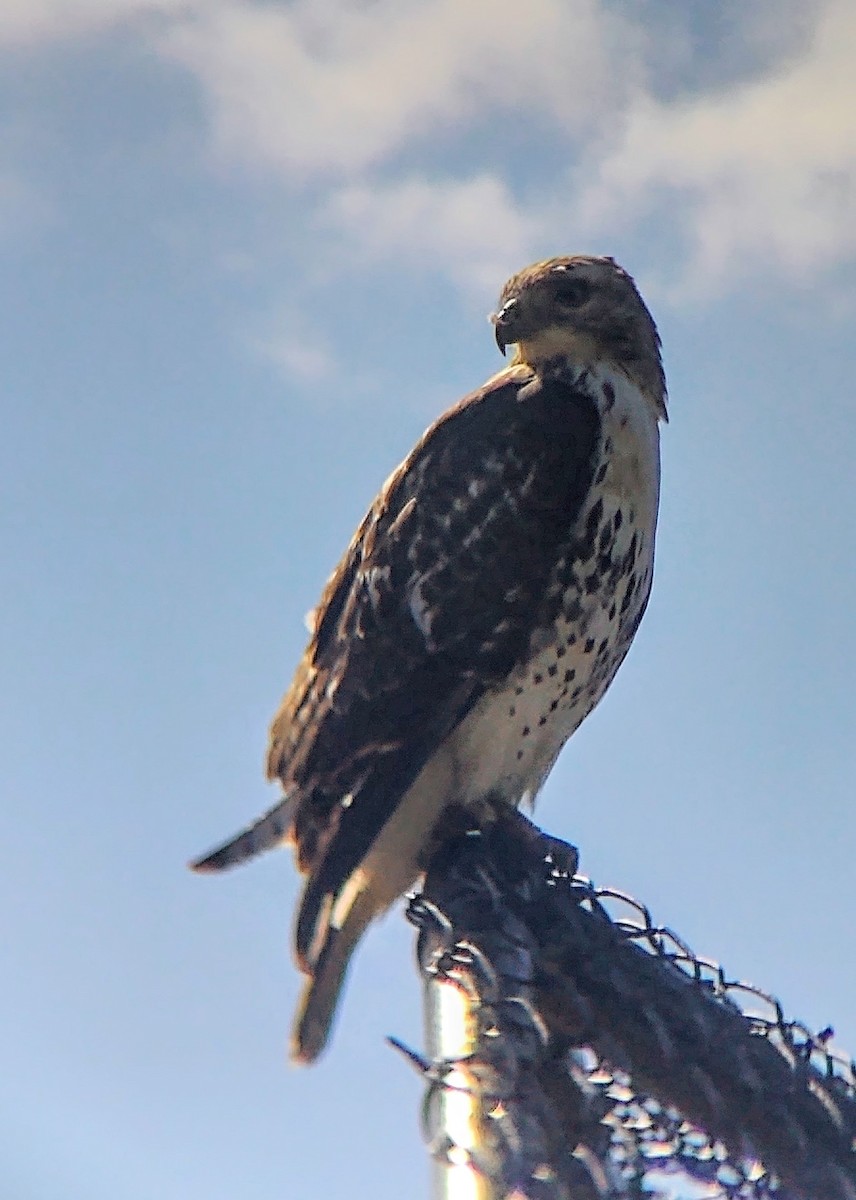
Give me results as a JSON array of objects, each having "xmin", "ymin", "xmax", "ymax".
[
  {"xmin": 290, "ymin": 886, "xmax": 377, "ymax": 1064},
  {"xmin": 190, "ymin": 793, "xmax": 297, "ymax": 873}
]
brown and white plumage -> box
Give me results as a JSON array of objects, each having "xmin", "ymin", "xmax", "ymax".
[{"xmin": 192, "ymin": 255, "xmax": 667, "ymax": 1063}]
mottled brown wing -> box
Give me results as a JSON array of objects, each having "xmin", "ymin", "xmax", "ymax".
[
  {"xmin": 192, "ymin": 366, "xmax": 600, "ymax": 942},
  {"xmin": 268, "ymin": 368, "xmax": 599, "ymax": 952}
]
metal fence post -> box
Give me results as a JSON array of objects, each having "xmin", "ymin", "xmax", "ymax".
[{"xmin": 397, "ymin": 810, "xmax": 856, "ymax": 1200}]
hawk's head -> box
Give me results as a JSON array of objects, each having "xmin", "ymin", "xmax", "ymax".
[{"xmin": 491, "ymin": 256, "xmax": 667, "ymax": 421}]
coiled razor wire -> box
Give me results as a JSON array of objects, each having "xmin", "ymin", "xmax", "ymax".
[{"xmin": 393, "ymin": 809, "xmax": 856, "ymax": 1200}]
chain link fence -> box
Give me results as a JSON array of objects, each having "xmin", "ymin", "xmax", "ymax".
[{"xmin": 396, "ymin": 810, "xmax": 856, "ymax": 1200}]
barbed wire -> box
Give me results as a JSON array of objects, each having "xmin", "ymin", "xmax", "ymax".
[{"xmin": 396, "ymin": 809, "xmax": 856, "ymax": 1200}]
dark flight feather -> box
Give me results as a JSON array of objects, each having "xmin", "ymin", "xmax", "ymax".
[{"xmin": 191, "ymin": 364, "xmax": 601, "ymax": 1056}]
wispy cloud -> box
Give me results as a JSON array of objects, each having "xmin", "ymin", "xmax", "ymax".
[
  {"xmin": 158, "ymin": 0, "xmax": 635, "ymax": 180},
  {"xmin": 573, "ymin": 0, "xmax": 856, "ymax": 293},
  {"xmin": 3, "ymin": 0, "xmax": 855, "ymax": 301},
  {"xmin": 243, "ymin": 301, "xmax": 397, "ymax": 412},
  {"xmin": 0, "ymin": 0, "xmax": 185, "ymax": 47},
  {"xmin": 321, "ymin": 174, "xmax": 542, "ymax": 295},
  {"xmin": 154, "ymin": 0, "xmax": 856, "ymax": 297},
  {"xmin": 245, "ymin": 304, "xmax": 337, "ymax": 385}
]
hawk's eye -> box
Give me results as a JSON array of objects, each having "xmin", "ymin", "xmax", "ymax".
[{"xmin": 554, "ymin": 277, "xmax": 591, "ymax": 307}]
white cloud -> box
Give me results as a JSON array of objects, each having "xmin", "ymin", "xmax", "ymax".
[
  {"xmin": 322, "ymin": 174, "xmax": 541, "ymax": 295},
  {"xmin": 573, "ymin": 0, "xmax": 856, "ymax": 291},
  {"xmin": 246, "ymin": 305, "xmax": 337, "ymax": 385},
  {"xmin": 3, "ymin": 0, "xmax": 855, "ymax": 300},
  {"xmin": 0, "ymin": 0, "xmax": 185, "ymax": 47},
  {"xmin": 242, "ymin": 302, "xmax": 393, "ymax": 410},
  {"xmin": 158, "ymin": 0, "xmax": 636, "ymax": 180},
  {"xmin": 154, "ymin": 0, "xmax": 856, "ymax": 296}
]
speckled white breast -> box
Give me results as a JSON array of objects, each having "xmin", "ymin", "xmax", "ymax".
[
  {"xmin": 447, "ymin": 361, "xmax": 661, "ymax": 806},
  {"xmin": 339, "ymin": 363, "xmax": 661, "ymax": 926}
]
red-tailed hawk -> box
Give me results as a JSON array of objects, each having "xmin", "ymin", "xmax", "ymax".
[{"xmin": 192, "ymin": 255, "xmax": 667, "ymax": 1063}]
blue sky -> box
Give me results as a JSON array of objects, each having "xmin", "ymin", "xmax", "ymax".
[{"xmin": 3, "ymin": 2, "xmax": 855, "ymax": 1197}]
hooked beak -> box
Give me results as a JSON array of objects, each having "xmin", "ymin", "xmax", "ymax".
[{"xmin": 489, "ymin": 297, "xmax": 518, "ymax": 356}]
